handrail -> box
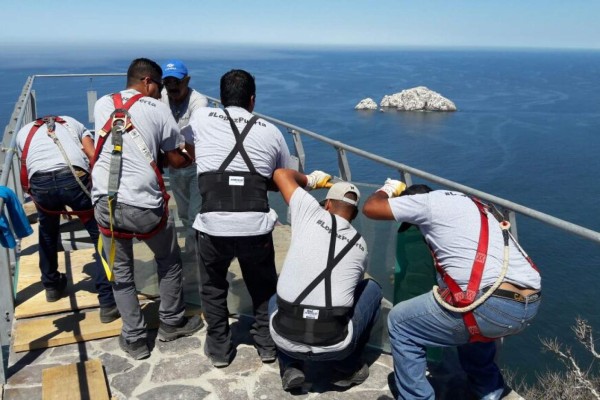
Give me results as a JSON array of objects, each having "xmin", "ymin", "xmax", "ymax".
[{"xmin": 203, "ymin": 95, "xmax": 600, "ymax": 245}]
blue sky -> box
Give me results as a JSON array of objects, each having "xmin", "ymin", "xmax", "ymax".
[{"xmin": 1, "ymin": 0, "xmax": 600, "ymax": 49}]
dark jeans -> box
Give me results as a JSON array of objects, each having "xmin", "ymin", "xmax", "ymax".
[
  {"xmin": 269, "ymin": 279, "xmax": 383, "ymax": 374},
  {"xmin": 29, "ymin": 170, "xmax": 114, "ymax": 307},
  {"xmin": 197, "ymin": 231, "xmax": 278, "ymax": 359}
]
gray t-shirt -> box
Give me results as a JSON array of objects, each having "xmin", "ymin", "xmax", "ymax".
[
  {"xmin": 160, "ymin": 88, "xmax": 208, "ymax": 129},
  {"xmin": 389, "ymin": 190, "xmax": 541, "ymax": 290},
  {"xmin": 269, "ymin": 188, "xmax": 368, "ymax": 354},
  {"xmin": 91, "ymin": 89, "xmax": 183, "ymax": 209},
  {"xmin": 184, "ymin": 106, "xmax": 292, "ymax": 236},
  {"xmin": 17, "ymin": 116, "xmax": 92, "ymax": 178}
]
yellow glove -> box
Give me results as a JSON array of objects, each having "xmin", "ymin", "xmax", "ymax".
[
  {"xmin": 377, "ymin": 178, "xmax": 406, "ymax": 198},
  {"xmin": 305, "ymin": 170, "xmax": 333, "ymax": 190}
]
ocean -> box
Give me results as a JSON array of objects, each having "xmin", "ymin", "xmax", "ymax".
[{"xmin": 1, "ymin": 44, "xmax": 599, "ymax": 384}]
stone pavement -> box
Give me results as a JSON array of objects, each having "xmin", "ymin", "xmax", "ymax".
[{"xmin": 2, "ymin": 314, "xmax": 396, "ymax": 400}]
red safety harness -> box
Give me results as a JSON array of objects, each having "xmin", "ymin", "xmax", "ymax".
[
  {"xmin": 92, "ymin": 93, "xmax": 170, "ymax": 240},
  {"xmin": 20, "ymin": 116, "xmax": 94, "ymax": 221},
  {"xmin": 432, "ymin": 197, "xmax": 538, "ymax": 343}
]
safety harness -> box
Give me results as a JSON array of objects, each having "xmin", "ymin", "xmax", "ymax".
[
  {"xmin": 431, "ymin": 197, "xmax": 538, "ymax": 342},
  {"xmin": 273, "ymin": 214, "xmax": 362, "ymax": 346},
  {"xmin": 92, "ymin": 93, "xmax": 171, "ymax": 280},
  {"xmin": 20, "ymin": 116, "xmax": 94, "ymax": 221},
  {"xmin": 197, "ymin": 109, "xmax": 269, "ymax": 213}
]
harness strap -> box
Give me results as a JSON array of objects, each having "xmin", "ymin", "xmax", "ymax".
[
  {"xmin": 20, "ymin": 116, "xmax": 94, "ymax": 219},
  {"xmin": 432, "ymin": 197, "xmax": 493, "ymax": 342},
  {"xmin": 219, "ymin": 110, "xmax": 259, "ymax": 173},
  {"xmin": 93, "ymin": 93, "xmax": 170, "ymax": 280},
  {"xmin": 292, "ymin": 214, "xmax": 362, "ymax": 308}
]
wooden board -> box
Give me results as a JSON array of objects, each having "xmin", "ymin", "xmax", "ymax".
[
  {"xmin": 12, "ymin": 302, "xmax": 202, "ymax": 352},
  {"xmin": 42, "ymin": 359, "xmax": 109, "ymax": 400},
  {"xmin": 16, "ymin": 249, "xmax": 101, "ymax": 319}
]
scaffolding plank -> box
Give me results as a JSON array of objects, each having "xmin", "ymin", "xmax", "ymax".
[
  {"xmin": 12, "ymin": 302, "xmax": 201, "ymax": 352},
  {"xmin": 42, "ymin": 359, "xmax": 109, "ymax": 400}
]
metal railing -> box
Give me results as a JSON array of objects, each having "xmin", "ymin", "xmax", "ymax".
[{"xmin": 1, "ymin": 74, "xmax": 600, "ymax": 383}]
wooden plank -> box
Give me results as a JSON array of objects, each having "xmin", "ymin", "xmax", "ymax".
[
  {"xmin": 13, "ymin": 302, "xmax": 202, "ymax": 352},
  {"xmin": 16, "ymin": 247, "xmax": 157, "ymax": 319},
  {"xmin": 42, "ymin": 359, "xmax": 109, "ymax": 400},
  {"xmin": 16, "ymin": 249, "xmax": 100, "ymax": 319}
]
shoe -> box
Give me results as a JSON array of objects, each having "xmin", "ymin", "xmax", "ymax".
[
  {"xmin": 45, "ymin": 273, "xmax": 67, "ymax": 302},
  {"xmin": 158, "ymin": 315, "xmax": 204, "ymax": 342},
  {"xmin": 118, "ymin": 334, "xmax": 150, "ymax": 360},
  {"xmin": 99, "ymin": 305, "xmax": 121, "ymax": 324},
  {"xmin": 331, "ymin": 363, "xmax": 370, "ymax": 388},
  {"xmin": 256, "ymin": 347, "xmax": 277, "ymax": 363},
  {"xmin": 281, "ymin": 366, "xmax": 305, "ymax": 391},
  {"xmin": 204, "ymin": 344, "xmax": 233, "ymax": 368}
]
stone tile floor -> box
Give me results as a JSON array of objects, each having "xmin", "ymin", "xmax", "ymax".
[{"xmin": 2, "ymin": 315, "xmax": 396, "ymax": 400}]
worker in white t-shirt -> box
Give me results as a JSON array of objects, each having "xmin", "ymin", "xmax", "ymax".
[
  {"xmin": 268, "ymin": 168, "xmax": 383, "ymax": 392},
  {"xmin": 92, "ymin": 58, "xmax": 203, "ymax": 360},
  {"xmin": 363, "ymin": 181, "xmax": 541, "ymax": 400},
  {"xmin": 160, "ymin": 59, "xmax": 208, "ymax": 257},
  {"xmin": 183, "ymin": 69, "xmax": 292, "ymax": 368}
]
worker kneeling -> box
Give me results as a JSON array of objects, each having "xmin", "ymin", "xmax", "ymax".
[{"xmin": 269, "ymin": 169, "xmax": 383, "ymax": 391}]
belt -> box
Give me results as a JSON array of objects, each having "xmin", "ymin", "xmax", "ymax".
[
  {"xmin": 484, "ymin": 287, "xmax": 542, "ymax": 303},
  {"xmin": 32, "ymin": 167, "xmax": 87, "ymax": 178}
]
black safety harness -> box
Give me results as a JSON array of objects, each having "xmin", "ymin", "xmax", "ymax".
[
  {"xmin": 273, "ymin": 214, "xmax": 362, "ymax": 346},
  {"xmin": 197, "ymin": 109, "xmax": 269, "ymax": 213}
]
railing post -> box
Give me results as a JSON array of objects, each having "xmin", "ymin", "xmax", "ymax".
[
  {"xmin": 0, "ymin": 246, "xmax": 15, "ymax": 384},
  {"xmin": 336, "ymin": 147, "xmax": 351, "ymax": 181},
  {"xmin": 289, "ymin": 129, "xmax": 305, "ymax": 173},
  {"xmin": 507, "ymin": 210, "xmax": 519, "ymax": 241},
  {"xmin": 400, "ymin": 170, "xmax": 413, "ymax": 186},
  {"xmin": 87, "ymin": 89, "xmax": 97, "ymax": 124}
]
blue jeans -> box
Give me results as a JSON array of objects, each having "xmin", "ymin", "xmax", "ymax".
[
  {"xmin": 268, "ymin": 279, "xmax": 383, "ymax": 374},
  {"xmin": 168, "ymin": 165, "xmax": 201, "ymax": 255},
  {"xmin": 388, "ymin": 290, "xmax": 541, "ymax": 400},
  {"xmin": 29, "ymin": 170, "xmax": 114, "ymax": 306}
]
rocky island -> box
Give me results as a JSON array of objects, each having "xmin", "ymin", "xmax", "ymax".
[{"xmin": 355, "ymin": 86, "xmax": 457, "ymax": 111}]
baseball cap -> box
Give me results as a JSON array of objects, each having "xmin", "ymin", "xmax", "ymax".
[
  {"xmin": 325, "ymin": 182, "xmax": 361, "ymax": 206},
  {"xmin": 162, "ymin": 59, "xmax": 188, "ymax": 80}
]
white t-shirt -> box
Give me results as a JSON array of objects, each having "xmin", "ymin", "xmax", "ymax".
[
  {"xmin": 389, "ymin": 190, "xmax": 541, "ymax": 290},
  {"xmin": 184, "ymin": 106, "xmax": 292, "ymax": 236},
  {"xmin": 160, "ymin": 88, "xmax": 208, "ymax": 129},
  {"xmin": 270, "ymin": 188, "xmax": 368, "ymax": 354},
  {"xmin": 17, "ymin": 115, "xmax": 92, "ymax": 178},
  {"xmin": 91, "ymin": 89, "xmax": 183, "ymax": 209}
]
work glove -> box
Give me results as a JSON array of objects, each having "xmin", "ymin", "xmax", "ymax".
[
  {"xmin": 377, "ymin": 178, "xmax": 406, "ymax": 198},
  {"xmin": 305, "ymin": 170, "xmax": 333, "ymax": 190}
]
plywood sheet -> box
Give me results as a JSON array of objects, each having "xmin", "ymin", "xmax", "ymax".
[
  {"xmin": 13, "ymin": 302, "xmax": 202, "ymax": 352},
  {"xmin": 42, "ymin": 359, "xmax": 109, "ymax": 400}
]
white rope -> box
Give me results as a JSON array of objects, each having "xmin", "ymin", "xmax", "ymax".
[{"xmin": 432, "ymin": 222, "xmax": 511, "ymax": 313}]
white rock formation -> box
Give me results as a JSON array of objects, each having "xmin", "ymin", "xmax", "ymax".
[
  {"xmin": 354, "ymin": 98, "xmax": 378, "ymax": 110},
  {"xmin": 380, "ymin": 86, "xmax": 456, "ymax": 111}
]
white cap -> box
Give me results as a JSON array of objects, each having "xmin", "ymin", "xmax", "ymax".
[{"xmin": 325, "ymin": 182, "xmax": 361, "ymax": 206}]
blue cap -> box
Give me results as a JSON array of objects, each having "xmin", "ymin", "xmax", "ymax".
[{"xmin": 162, "ymin": 59, "xmax": 188, "ymax": 79}]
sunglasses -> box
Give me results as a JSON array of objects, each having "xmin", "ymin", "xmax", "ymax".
[
  {"xmin": 163, "ymin": 77, "xmax": 184, "ymax": 87},
  {"xmin": 140, "ymin": 76, "xmax": 164, "ymax": 91}
]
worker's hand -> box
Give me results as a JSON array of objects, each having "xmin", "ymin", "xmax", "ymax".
[
  {"xmin": 305, "ymin": 170, "xmax": 333, "ymax": 190},
  {"xmin": 377, "ymin": 178, "xmax": 406, "ymax": 198}
]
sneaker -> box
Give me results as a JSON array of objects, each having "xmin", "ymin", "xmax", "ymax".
[
  {"xmin": 281, "ymin": 365, "xmax": 305, "ymax": 391},
  {"xmin": 45, "ymin": 273, "xmax": 67, "ymax": 302},
  {"xmin": 118, "ymin": 334, "xmax": 150, "ymax": 360},
  {"xmin": 99, "ymin": 305, "xmax": 121, "ymax": 324},
  {"xmin": 158, "ymin": 315, "xmax": 204, "ymax": 342},
  {"xmin": 331, "ymin": 363, "xmax": 370, "ymax": 388}
]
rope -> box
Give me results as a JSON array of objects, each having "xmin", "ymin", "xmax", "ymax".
[{"xmin": 433, "ymin": 221, "xmax": 511, "ymax": 313}]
